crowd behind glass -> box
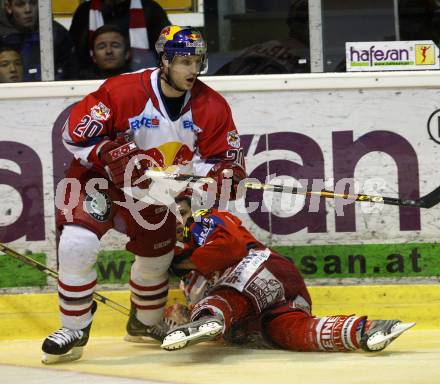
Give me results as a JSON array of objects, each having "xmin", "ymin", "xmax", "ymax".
[{"xmin": 0, "ymin": 0, "xmax": 439, "ymax": 83}]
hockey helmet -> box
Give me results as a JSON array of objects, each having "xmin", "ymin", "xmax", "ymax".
[{"xmin": 155, "ymin": 25, "xmax": 208, "ymax": 72}]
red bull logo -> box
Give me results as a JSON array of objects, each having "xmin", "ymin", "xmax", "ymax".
[
  {"xmin": 164, "ymin": 26, "xmax": 183, "ymax": 40},
  {"xmin": 90, "ymin": 102, "xmax": 110, "ymax": 121},
  {"xmin": 162, "ymin": 27, "xmax": 171, "ymax": 36},
  {"xmin": 146, "ymin": 142, "xmax": 194, "ymax": 170},
  {"xmin": 227, "ymin": 131, "xmax": 241, "ymax": 149},
  {"xmin": 188, "ymin": 33, "xmax": 201, "ymax": 40}
]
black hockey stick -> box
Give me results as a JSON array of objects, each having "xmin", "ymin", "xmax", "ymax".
[
  {"xmin": 243, "ymin": 182, "xmax": 434, "ymax": 208},
  {"xmin": 0, "ymin": 242, "xmax": 130, "ymax": 317},
  {"xmin": 145, "ymin": 170, "xmax": 437, "ymax": 208}
]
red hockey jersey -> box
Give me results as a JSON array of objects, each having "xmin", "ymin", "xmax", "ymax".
[
  {"xmin": 186, "ymin": 209, "xmax": 264, "ymax": 277},
  {"xmin": 62, "ymin": 68, "xmax": 244, "ymax": 175}
]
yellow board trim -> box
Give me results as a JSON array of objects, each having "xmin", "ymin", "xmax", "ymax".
[
  {"xmin": 51, "ymin": 0, "xmax": 194, "ymax": 16},
  {"xmin": 0, "ymin": 285, "xmax": 439, "ymax": 340}
]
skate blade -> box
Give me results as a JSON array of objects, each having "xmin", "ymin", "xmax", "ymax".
[
  {"xmin": 123, "ymin": 334, "xmax": 159, "ymax": 344},
  {"xmin": 41, "ymin": 346, "xmax": 83, "ymax": 365},
  {"xmin": 161, "ymin": 321, "xmax": 223, "ymax": 351},
  {"xmin": 367, "ymin": 322, "xmax": 416, "ymax": 349}
]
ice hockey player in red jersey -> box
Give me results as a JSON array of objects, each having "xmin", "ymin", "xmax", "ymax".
[
  {"xmin": 161, "ymin": 194, "xmax": 415, "ymax": 352},
  {"xmin": 42, "ymin": 25, "xmax": 246, "ymax": 364}
]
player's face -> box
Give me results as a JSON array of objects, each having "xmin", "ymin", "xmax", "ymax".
[
  {"xmin": 0, "ymin": 50, "xmax": 23, "ymax": 83},
  {"xmin": 167, "ymin": 55, "xmax": 202, "ymax": 91},
  {"xmin": 176, "ymin": 199, "xmax": 192, "ymax": 242},
  {"xmin": 5, "ymin": 0, "xmax": 38, "ymax": 31},
  {"xmin": 92, "ymin": 32, "xmax": 128, "ymax": 71}
]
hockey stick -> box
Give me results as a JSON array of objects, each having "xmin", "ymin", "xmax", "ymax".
[
  {"xmin": 145, "ymin": 170, "xmax": 437, "ymax": 208},
  {"xmin": 0, "ymin": 242, "xmax": 130, "ymax": 317}
]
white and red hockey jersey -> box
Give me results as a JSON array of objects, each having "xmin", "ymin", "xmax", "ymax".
[{"xmin": 62, "ymin": 68, "xmax": 244, "ymax": 175}]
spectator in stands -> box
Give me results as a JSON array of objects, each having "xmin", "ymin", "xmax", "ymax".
[
  {"xmin": 0, "ymin": 44, "xmax": 23, "ymax": 82},
  {"xmin": 70, "ymin": 0, "xmax": 170, "ymax": 73},
  {"xmin": 79, "ymin": 25, "xmax": 130, "ymax": 79},
  {"xmin": 0, "ymin": 0, "xmax": 77, "ymax": 81},
  {"xmin": 214, "ymin": 0, "xmax": 310, "ymax": 75}
]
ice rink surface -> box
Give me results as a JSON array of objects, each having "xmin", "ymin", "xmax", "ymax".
[{"xmin": 0, "ymin": 330, "xmax": 439, "ymax": 384}]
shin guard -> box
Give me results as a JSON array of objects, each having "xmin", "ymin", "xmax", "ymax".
[{"xmin": 129, "ymin": 252, "xmax": 173, "ymax": 325}]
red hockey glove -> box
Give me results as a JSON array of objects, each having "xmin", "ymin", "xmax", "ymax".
[
  {"xmin": 99, "ymin": 137, "xmax": 152, "ymax": 189},
  {"xmin": 164, "ymin": 303, "xmax": 190, "ymax": 328},
  {"xmin": 207, "ymin": 161, "xmax": 246, "ymax": 200}
]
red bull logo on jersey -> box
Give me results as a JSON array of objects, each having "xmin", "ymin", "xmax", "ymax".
[
  {"xmin": 227, "ymin": 130, "xmax": 241, "ymax": 148},
  {"xmin": 152, "ymin": 142, "xmax": 194, "ymax": 168},
  {"xmin": 91, "ymin": 102, "xmax": 110, "ymax": 121},
  {"xmin": 129, "ymin": 114, "xmax": 160, "ymax": 130}
]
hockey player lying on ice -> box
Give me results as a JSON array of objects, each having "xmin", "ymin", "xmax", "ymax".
[{"xmin": 161, "ymin": 193, "xmax": 415, "ymax": 352}]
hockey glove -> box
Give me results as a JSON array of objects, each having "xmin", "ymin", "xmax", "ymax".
[
  {"xmin": 99, "ymin": 137, "xmax": 152, "ymax": 189},
  {"xmin": 207, "ymin": 161, "xmax": 246, "ymax": 200}
]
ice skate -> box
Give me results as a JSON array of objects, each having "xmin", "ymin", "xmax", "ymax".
[
  {"xmin": 124, "ymin": 305, "xmax": 169, "ymax": 343},
  {"xmin": 41, "ymin": 301, "xmax": 97, "ymax": 364},
  {"xmin": 360, "ymin": 320, "xmax": 416, "ymax": 352},
  {"xmin": 161, "ymin": 315, "xmax": 224, "ymax": 351}
]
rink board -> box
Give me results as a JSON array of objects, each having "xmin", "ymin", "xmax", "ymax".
[
  {"xmin": 1, "ymin": 284, "xmax": 439, "ymax": 341},
  {"xmin": 2, "ymin": 72, "xmax": 440, "ymax": 290}
]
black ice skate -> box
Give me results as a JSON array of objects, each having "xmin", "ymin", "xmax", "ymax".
[
  {"xmin": 124, "ymin": 305, "xmax": 169, "ymax": 343},
  {"xmin": 41, "ymin": 301, "xmax": 97, "ymax": 364},
  {"xmin": 360, "ymin": 320, "xmax": 416, "ymax": 352},
  {"xmin": 161, "ymin": 315, "xmax": 224, "ymax": 351}
]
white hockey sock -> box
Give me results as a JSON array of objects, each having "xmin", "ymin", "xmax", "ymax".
[
  {"xmin": 58, "ymin": 225, "xmax": 100, "ymax": 330},
  {"xmin": 129, "ymin": 251, "xmax": 174, "ymax": 325}
]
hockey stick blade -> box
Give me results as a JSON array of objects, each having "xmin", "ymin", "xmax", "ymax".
[
  {"xmin": 414, "ymin": 185, "xmax": 440, "ymax": 208},
  {"xmin": 145, "ymin": 170, "xmax": 428, "ymax": 208},
  {"xmin": 0, "ymin": 242, "xmax": 130, "ymax": 317}
]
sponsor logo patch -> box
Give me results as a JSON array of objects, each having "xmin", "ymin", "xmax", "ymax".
[
  {"xmin": 227, "ymin": 131, "xmax": 241, "ymax": 148},
  {"xmin": 129, "ymin": 114, "xmax": 160, "ymax": 130},
  {"xmin": 245, "ymin": 268, "xmax": 285, "ymax": 311},
  {"xmin": 108, "ymin": 142, "xmax": 137, "ymax": 160},
  {"xmin": 415, "ymin": 44, "xmax": 435, "ymax": 65},
  {"xmin": 91, "ymin": 102, "xmax": 110, "ymax": 121},
  {"xmin": 188, "ymin": 33, "xmax": 201, "ymax": 40},
  {"xmin": 153, "ymin": 238, "xmax": 173, "ymax": 250},
  {"xmin": 83, "ymin": 191, "xmax": 111, "ymax": 222}
]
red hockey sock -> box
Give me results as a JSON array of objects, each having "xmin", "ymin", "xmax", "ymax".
[
  {"xmin": 266, "ymin": 312, "xmax": 366, "ymax": 351},
  {"xmin": 190, "ymin": 288, "xmax": 253, "ymax": 331}
]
